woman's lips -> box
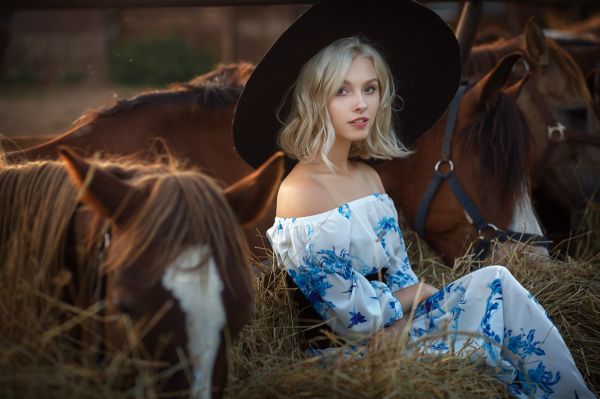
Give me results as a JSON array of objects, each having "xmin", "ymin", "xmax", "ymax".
[{"xmin": 349, "ymin": 117, "xmax": 369, "ymax": 128}]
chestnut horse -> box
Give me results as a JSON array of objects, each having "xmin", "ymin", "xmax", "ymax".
[
  {"xmin": 376, "ymin": 53, "xmax": 547, "ymax": 265},
  {"xmin": 466, "ymin": 19, "xmax": 600, "ymax": 243},
  {"xmin": 0, "ymin": 149, "xmax": 284, "ymax": 398},
  {"xmin": 6, "ymin": 60, "xmax": 545, "ymax": 265},
  {"xmin": 3, "ymin": 63, "xmax": 276, "ymax": 256}
]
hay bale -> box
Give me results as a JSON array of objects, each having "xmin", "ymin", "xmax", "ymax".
[
  {"xmin": 2, "ymin": 209, "xmax": 599, "ymax": 398},
  {"xmin": 227, "ymin": 220, "xmax": 600, "ymax": 398}
]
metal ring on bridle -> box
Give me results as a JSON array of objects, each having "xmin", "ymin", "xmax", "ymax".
[
  {"xmin": 547, "ymin": 123, "xmax": 566, "ymax": 141},
  {"xmin": 478, "ymin": 223, "xmax": 499, "ymax": 240},
  {"xmin": 434, "ymin": 159, "xmax": 454, "ymax": 174},
  {"xmin": 514, "ymin": 58, "xmax": 531, "ymax": 77},
  {"xmin": 104, "ymin": 232, "xmax": 111, "ymax": 250}
]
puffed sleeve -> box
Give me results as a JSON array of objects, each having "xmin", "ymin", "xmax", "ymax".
[
  {"xmin": 372, "ymin": 206, "xmax": 419, "ymax": 293},
  {"xmin": 266, "ymin": 211, "xmax": 404, "ymax": 338}
]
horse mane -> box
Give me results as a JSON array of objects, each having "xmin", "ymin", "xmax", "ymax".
[
  {"xmin": 0, "ymin": 160, "xmax": 81, "ymax": 296},
  {"xmin": 99, "ymin": 159, "xmax": 251, "ymax": 296},
  {"xmin": 458, "ymin": 90, "xmax": 532, "ymax": 206},
  {"xmin": 70, "ymin": 62, "xmax": 255, "ymax": 131},
  {"xmin": 0, "ymin": 155, "xmax": 250, "ymax": 304}
]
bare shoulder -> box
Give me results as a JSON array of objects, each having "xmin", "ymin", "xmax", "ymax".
[
  {"xmin": 355, "ymin": 162, "xmax": 386, "ymax": 193},
  {"xmin": 276, "ymin": 171, "xmax": 335, "ymax": 218}
]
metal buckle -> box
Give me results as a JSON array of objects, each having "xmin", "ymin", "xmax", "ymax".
[
  {"xmin": 513, "ymin": 58, "xmax": 530, "ymax": 77},
  {"xmin": 434, "ymin": 159, "xmax": 454, "ymax": 175},
  {"xmin": 104, "ymin": 232, "xmax": 111, "ymax": 249},
  {"xmin": 478, "ymin": 223, "xmax": 499, "ymax": 241},
  {"xmin": 547, "ymin": 123, "xmax": 566, "ymax": 141}
]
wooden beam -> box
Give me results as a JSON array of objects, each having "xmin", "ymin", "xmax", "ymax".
[{"xmin": 3, "ymin": 0, "xmax": 600, "ymax": 9}]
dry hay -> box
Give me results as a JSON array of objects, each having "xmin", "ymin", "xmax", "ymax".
[
  {"xmin": 225, "ymin": 218, "xmax": 600, "ymax": 398},
  {"xmin": 0, "ymin": 258, "xmax": 185, "ymax": 398},
  {"xmin": 573, "ymin": 200, "xmax": 600, "ymax": 257},
  {"xmin": 1, "ymin": 212, "xmax": 599, "ymax": 398}
]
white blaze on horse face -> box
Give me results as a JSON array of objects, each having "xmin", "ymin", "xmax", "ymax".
[
  {"xmin": 161, "ymin": 245, "xmax": 226, "ymax": 399},
  {"xmin": 509, "ymin": 187, "xmax": 549, "ymax": 256},
  {"xmin": 462, "ymin": 185, "xmax": 549, "ymax": 257}
]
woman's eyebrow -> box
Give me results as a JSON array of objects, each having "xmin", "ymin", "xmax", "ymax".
[{"xmin": 342, "ymin": 78, "xmax": 379, "ymax": 85}]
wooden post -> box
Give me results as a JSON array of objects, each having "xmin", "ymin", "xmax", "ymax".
[
  {"xmin": 220, "ymin": 6, "xmax": 237, "ymax": 62},
  {"xmin": 455, "ymin": 0, "xmax": 483, "ymax": 76}
]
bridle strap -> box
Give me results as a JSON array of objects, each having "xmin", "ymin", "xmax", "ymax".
[
  {"xmin": 414, "ymin": 83, "xmax": 550, "ymax": 256},
  {"xmin": 474, "ymin": 230, "xmax": 550, "ymax": 261},
  {"xmin": 416, "ymin": 85, "xmax": 476, "ymax": 236},
  {"xmin": 525, "ymin": 78, "xmax": 600, "ymax": 174}
]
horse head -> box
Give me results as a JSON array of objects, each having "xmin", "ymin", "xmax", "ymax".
[
  {"xmin": 516, "ymin": 19, "xmax": 600, "ymax": 235},
  {"xmin": 378, "ymin": 52, "xmax": 546, "ymax": 265},
  {"xmin": 59, "ymin": 149, "xmax": 284, "ymax": 398}
]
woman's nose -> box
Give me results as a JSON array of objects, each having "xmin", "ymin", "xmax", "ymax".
[{"xmin": 353, "ymin": 94, "xmax": 367, "ymax": 112}]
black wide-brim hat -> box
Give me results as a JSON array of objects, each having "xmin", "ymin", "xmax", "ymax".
[{"xmin": 233, "ymin": 0, "xmax": 460, "ymax": 170}]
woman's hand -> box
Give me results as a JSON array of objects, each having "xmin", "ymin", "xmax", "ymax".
[
  {"xmin": 371, "ymin": 282, "xmax": 438, "ymax": 350},
  {"xmin": 393, "ymin": 282, "xmax": 438, "ymax": 314}
]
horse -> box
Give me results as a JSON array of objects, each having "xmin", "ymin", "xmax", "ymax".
[
  {"xmin": 465, "ymin": 19, "xmax": 600, "ymax": 247},
  {"xmin": 3, "ymin": 63, "xmax": 277, "ymax": 257},
  {"xmin": 0, "ymin": 148, "xmax": 284, "ymax": 398},
  {"xmin": 375, "ymin": 53, "xmax": 546, "ymax": 266},
  {"xmin": 5, "ymin": 60, "xmax": 546, "ymax": 266}
]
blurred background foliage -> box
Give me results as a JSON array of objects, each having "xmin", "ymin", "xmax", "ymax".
[{"xmin": 108, "ymin": 36, "xmax": 215, "ymax": 86}]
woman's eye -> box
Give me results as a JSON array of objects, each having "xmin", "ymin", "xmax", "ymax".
[
  {"xmin": 336, "ymin": 87, "xmax": 349, "ymax": 96},
  {"xmin": 364, "ymin": 86, "xmax": 378, "ymax": 94}
]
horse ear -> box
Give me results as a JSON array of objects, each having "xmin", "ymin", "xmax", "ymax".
[
  {"xmin": 472, "ymin": 52, "xmax": 523, "ymax": 106},
  {"xmin": 224, "ymin": 151, "xmax": 284, "ymax": 226},
  {"xmin": 505, "ymin": 74, "xmax": 529, "ymax": 100},
  {"xmin": 525, "ymin": 18, "xmax": 550, "ymax": 67},
  {"xmin": 59, "ymin": 147, "xmax": 146, "ymax": 225}
]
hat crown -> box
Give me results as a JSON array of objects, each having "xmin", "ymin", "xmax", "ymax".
[{"xmin": 233, "ymin": 0, "xmax": 460, "ymax": 170}]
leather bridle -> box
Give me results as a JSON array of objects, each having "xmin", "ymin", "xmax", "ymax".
[
  {"xmin": 523, "ymin": 66, "xmax": 600, "ymax": 173},
  {"xmin": 414, "ymin": 84, "xmax": 550, "ymax": 260}
]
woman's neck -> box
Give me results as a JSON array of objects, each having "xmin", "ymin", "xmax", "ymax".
[{"xmin": 325, "ymin": 137, "xmax": 353, "ymax": 173}]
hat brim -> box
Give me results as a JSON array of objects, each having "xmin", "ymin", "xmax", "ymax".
[{"xmin": 233, "ymin": 0, "xmax": 460, "ymax": 169}]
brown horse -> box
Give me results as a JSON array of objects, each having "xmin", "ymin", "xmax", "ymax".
[
  {"xmin": 0, "ymin": 149, "xmax": 284, "ymax": 398},
  {"xmin": 376, "ymin": 53, "xmax": 546, "ymax": 265},
  {"xmin": 3, "ymin": 63, "xmax": 278, "ymax": 256},
  {"xmin": 6, "ymin": 60, "xmax": 546, "ymax": 265},
  {"xmin": 466, "ymin": 19, "xmax": 600, "ymax": 244}
]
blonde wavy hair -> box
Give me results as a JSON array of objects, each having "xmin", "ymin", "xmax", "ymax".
[{"xmin": 277, "ymin": 37, "xmax": 411, "ymax": 170}]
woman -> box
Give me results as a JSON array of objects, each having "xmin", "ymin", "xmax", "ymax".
[{"xmin": 232, "ymin": 1, "xmax": 594, "ymax": 397}]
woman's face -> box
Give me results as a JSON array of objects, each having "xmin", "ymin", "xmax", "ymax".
[{"xmin": 327, "ymin": 55, "xmax": 380, "ymax": 144}]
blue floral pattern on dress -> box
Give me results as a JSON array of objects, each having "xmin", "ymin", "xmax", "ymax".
[
  {"xmin": 266, "ymin": 194, "xmax": 591, "ymax": 398},
  {"xmin": 338, "ymin": 204, "xmax": 351, "ymax": 219},
  {"xmin": 374, "ymin": 216, "xmax": 400, "ymax": 253},
  {"xmin": 348, "ymin": 310, "xmax": 367, "ymax": 328}
]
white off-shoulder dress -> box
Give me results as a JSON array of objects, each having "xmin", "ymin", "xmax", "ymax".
[{"xmin": 266, "ymin": 193, "xmax": 594, "ymax": 399}]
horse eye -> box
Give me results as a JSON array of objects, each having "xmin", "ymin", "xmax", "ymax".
[
  {"xmin": 113, "ymin": 295, "xmax": 140, "ymax": 318},
  {"xmin": 567, "ymin": 107, "xmax": 587, "ymax": 120}
]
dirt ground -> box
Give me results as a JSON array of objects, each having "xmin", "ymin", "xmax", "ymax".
[{"xmin": 0, "ymin": 83, "xmax": 146, "ymax": 137}]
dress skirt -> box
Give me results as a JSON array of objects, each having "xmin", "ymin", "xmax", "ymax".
[{"xmin": 408, "ymin": 266, "xmax": 594, "ymax": 399}]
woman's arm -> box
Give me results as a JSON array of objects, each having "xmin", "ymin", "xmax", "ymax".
[
  {"xmin": 393, "ymin": 282, "xmax": 438, "ymax": 314},
  {"xmin": 373, "ymin": 282, "xmax": 438, "ymax": 346}
]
